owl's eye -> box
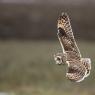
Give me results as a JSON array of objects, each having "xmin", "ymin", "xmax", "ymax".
[{"xmin": 57, "ymin": 57, "xmax": 61, "ymax": 61}]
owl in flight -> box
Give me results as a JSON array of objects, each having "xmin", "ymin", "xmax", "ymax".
[{"xmin": 54, "ymin": 12, "xmax": 91, "ymax": 82}]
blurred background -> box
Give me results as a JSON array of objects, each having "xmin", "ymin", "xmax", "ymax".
[{"xmin": 0, "ymin": 0, "xmax": 95, "ymax": 95}]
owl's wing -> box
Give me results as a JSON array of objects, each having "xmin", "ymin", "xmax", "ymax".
[{"xmin": 57, "ymin": 12, "xmax": 81, "ymax": 60}]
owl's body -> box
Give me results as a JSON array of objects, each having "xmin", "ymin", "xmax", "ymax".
[{"xmin": 54, "ymin": 12, "xmax": 91, "ymax": 82}]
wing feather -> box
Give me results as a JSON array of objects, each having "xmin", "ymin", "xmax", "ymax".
[{"xmin": 57, "ymin": 12, "xmax": 81, "ymax": 60}]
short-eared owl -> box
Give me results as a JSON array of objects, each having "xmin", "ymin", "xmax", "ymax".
[{"xmin": 54, "ymin": 12, "xmax": 91, "ymax": 82}]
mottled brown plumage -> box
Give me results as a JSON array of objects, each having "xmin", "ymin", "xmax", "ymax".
[{"xmin": 54, "ymin": 12, "xmax": 91, "ymax": 82}]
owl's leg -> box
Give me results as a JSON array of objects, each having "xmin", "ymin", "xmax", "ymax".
[
  {"xmin": 54, "ymin": 52, "xmax": 67, "ymax": 65},
  {"xmin": 81, "ymin": 58, "xmax": 91, "ymax": 78}
]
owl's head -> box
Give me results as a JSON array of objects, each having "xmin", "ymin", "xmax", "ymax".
[{"xmin": 54, "ymin": 53, "xmax": 66, "ymax": 65}]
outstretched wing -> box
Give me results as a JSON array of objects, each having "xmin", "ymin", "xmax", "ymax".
[{"xmin": 57, "ymin": 12, "xmax": 81, "ymax": 60}]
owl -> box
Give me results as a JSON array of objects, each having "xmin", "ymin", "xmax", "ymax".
[{"xmin": 54, "ymin": 12, "xmax": 91, "ymax": 82}]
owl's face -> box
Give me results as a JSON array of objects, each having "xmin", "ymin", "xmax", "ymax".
[
  {"xmin": 54, "ymin": 53, "xmax": 65, "ymax": 65},
  {"xmin": 54, "ymin": 55, "xmax": 63, "ymax": 65}
]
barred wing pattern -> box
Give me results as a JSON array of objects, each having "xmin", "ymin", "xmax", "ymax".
[
  {"xmin": 57, "ymin": 13, "xmax": 81, "ymax": 60},
  {"xmin": 54, "ymin": 12, "xmax": 91, "ymax": 82}
]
